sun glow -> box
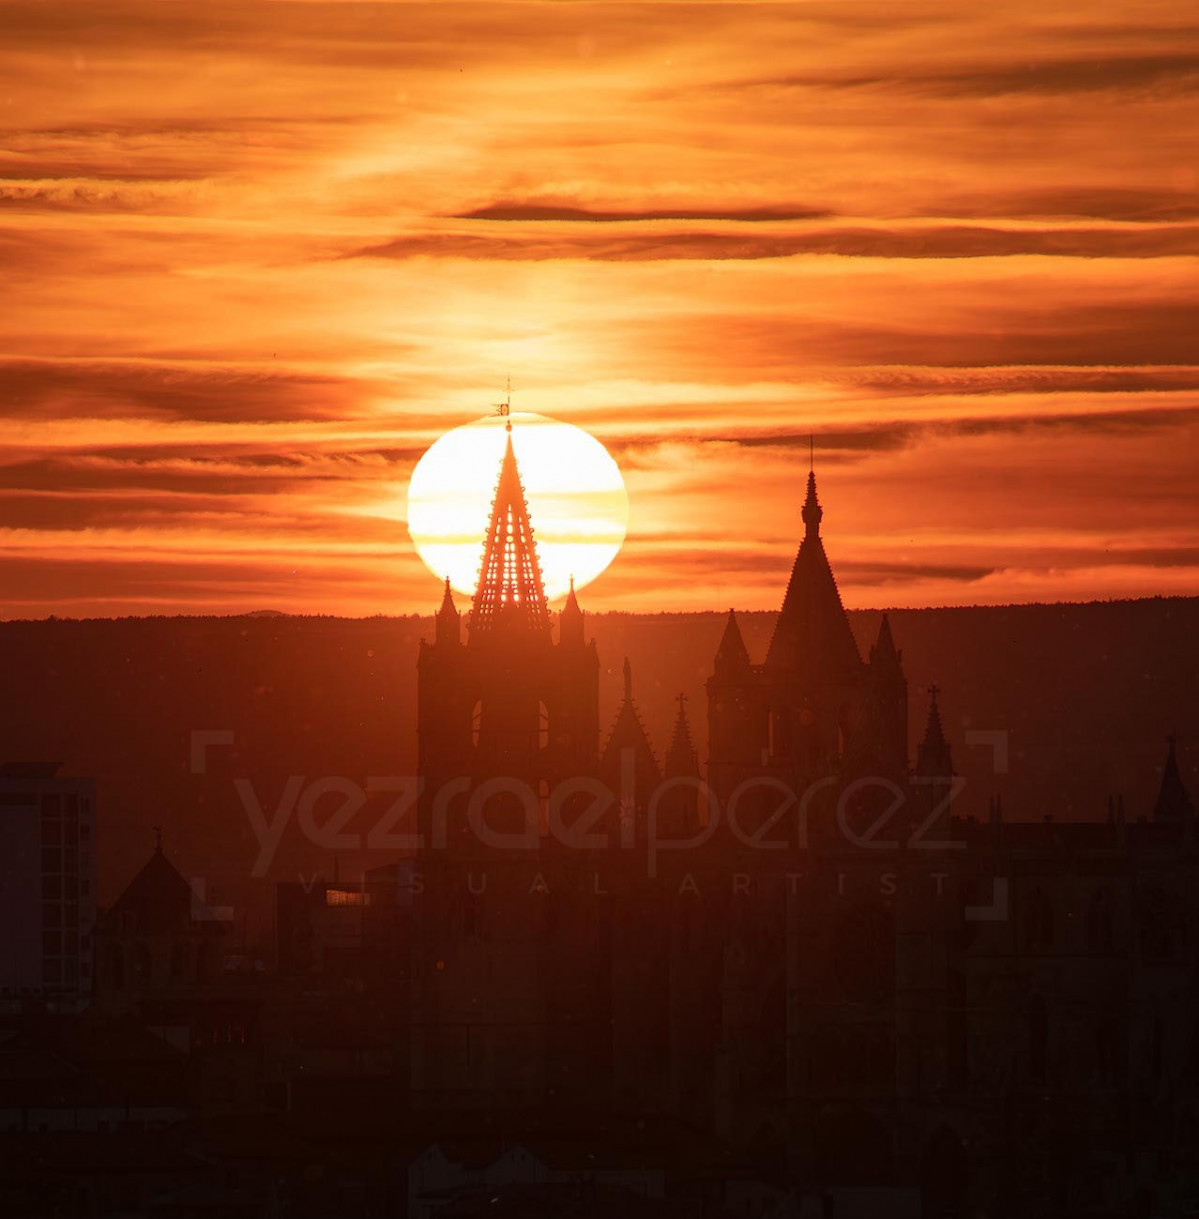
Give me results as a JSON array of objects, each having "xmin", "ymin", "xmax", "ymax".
[{"xmin": 406, "ymin": 411, "xmax": 629, "ymax": 602}]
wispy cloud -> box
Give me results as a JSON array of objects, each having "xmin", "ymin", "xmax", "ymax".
[{"xmin": 0, "ymin": 0, "xmax": 1196, "ymax": 615}]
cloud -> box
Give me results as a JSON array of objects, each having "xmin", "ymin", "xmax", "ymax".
[
  {"xmin": 0, "ymin": 358, "xmax": 377, "ymax": 424},
  {"xmin": 347, "ymin": 221, "xmax": 1199, "ymax": 263},
  {"xmin": 451, "ymin": 202, "xmax": 835, "ymax": 223},
  {"xmin": 720, "ymin": 52, "xmax": 1199, "ymax": 99},
  {"xmin": 1, "ymin": 0, "xmax": 1197, "ymax": 615}
]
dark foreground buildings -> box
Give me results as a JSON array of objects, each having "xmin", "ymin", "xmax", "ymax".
[{"xmin": 3, "ymin": 418, "xmax": 1197, "ymax": 1217}]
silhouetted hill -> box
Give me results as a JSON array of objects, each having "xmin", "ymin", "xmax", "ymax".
[{"xmin": 0, "ymin": 599, "xmax": 1194, "ymax": 908}]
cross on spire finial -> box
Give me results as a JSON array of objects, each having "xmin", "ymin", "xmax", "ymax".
[
  {"xmin": 928, "ymin": 683, "xmax": 941, "ymax": 701},
  {"xmin": 153, "ymin": 824, "xmax": 163, "ymax": 853},
  {"xmin": 494, "ymin": 376, "xmax": 513, "ymax": 431}
]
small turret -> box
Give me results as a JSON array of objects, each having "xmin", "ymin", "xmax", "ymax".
[
  {"xmin": 665, "ymin": 693, "xmax": 699, "ymax": 780},
  {"xmin": 1153, "ymin": 733, "xmax": 1194, "ymax": 824},
  {"xmin": 870, "ymin": 613, "xmax": 903, "ymax": 677},
  {"xmin": 559, "ymin": 575, "xmax": 585, "ymax": 648},
  {"xmin": 714, "ymin": 608, "xmax": 751, "ymax": 676},
  {"xmin": 601, "ymin": 658, "xmax": 662, "ymax": 836},
  {"xmin": 915, "ymin": 684, "xmax": 954, "ymax": 779},
  {"xmin": 435, "ymin": 577, "xmax": 460, "ymax": 646}
]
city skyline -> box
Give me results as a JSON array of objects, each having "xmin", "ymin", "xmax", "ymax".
[{"xmin": 3, "ymin": 1, "xmax": 1198, "ymax": 618}]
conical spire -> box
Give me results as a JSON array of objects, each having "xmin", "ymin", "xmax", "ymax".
[
  {"xmin": 714, "ymin": 608, "xmax": 751, "ymax": 674},
  {"xmin": 469, "ymin": 427, "xmax": 550, "ymax": 642},
  {"xmin": 765, "ymin": 469, "xmax": 861, "ymax": 679},
  {"xmin": 601, "ymin": 657, "xmax": 661, "ymax": 782},
  {"xmin": 1153, "ymin": 733, "xmax": 1194, "ymax": 823},
  {"xmin": 915, "ymin": 684, "xmax": 954, "ymax": 778},
  {"xmin": 559, "ymin": 574, "xmax": 584, "ymax": 647},
  {"xmin": 435, "ymin": 576, "xmax": 460, "ymax": 645},
  {"xmin": 665, "ymin": 693, "xmax": 699, "ymax": 778},
  {"xmin": 870, "ymin": 613, "xmax": 903, "ymax": 677}
]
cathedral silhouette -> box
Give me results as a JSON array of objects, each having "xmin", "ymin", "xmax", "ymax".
[{"xmin": 406, "ymin": 415, "xmax": 1198, "ymax": 1212}]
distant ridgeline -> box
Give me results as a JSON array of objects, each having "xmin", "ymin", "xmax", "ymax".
[{"xmin": 0, "ymin": 596, "xmax": 1193, "ymax": 903}]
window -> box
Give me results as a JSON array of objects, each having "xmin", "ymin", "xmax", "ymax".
[{"xmin": 325, "ymin": 889, "xmax": 369, "ymax": 907}]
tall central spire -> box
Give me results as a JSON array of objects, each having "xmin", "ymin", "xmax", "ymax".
[
  {"xmin": 469, "ymin": 421, "xmax": 551, "ymax": 641},
  {"xmin": 765, "ymin": 467, "xmax": 861, "ymax": 679}
]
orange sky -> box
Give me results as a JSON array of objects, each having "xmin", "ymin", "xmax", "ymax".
[{"xmin": 2, "ymin": 0, "xmax": 1197, "ymax": 617}]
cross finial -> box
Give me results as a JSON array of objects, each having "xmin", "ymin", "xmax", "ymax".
[
  {"xmin": 494, "ymin": 377, "xmax": 513, "ymax": 431},
  {"xmin": 809, "ymin": 432, "xmax": 814, "ymax": 472},
  {"xmin": 676, "ymin": 692, "xmax": 688, "ymax": 715},
  {"xmin": 153, "ymin": 824, "xmax": 163, "ymax": 853},
  {"xmin": 928, "ymin": 683, "xmax": 941, "ymax": 702}
]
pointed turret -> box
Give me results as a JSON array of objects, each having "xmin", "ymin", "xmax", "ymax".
[
  {"xmin": 661, "ymin": 693, "xmax": 701, "ymax": 836},
  {"xmin": 601, "ymin": 657, "xmax": 662, "ymax": 813},
  {"xmin": 1152, "ymin": 734, "xmax": 1194, "ymax": 823},
  {"xmin": 870, "ymin": 613, "xmax": 903, "ymax": 677},
  {"xmin": 765, "ymin": 470, "xmax": 862, "ymax": 681},
  {"xmin": 559, "ymin": 574, "xmax": 584, "ymax": 648},
  {"xmin": 435, "ymin": 576, "xmax": 461, "ymax": 646},
  {"xmin": 915, "ymin": 684, "xmax": 954, "ymax": 778},
  {"xmin": 854, "ymin": 612, "xmax": 909, "ymax": 777},
  {"xmin": 665, "ymin": 693, "xmax": 699, "ymax": 779},
  {"xmin": 714, "ymin": 608, "xmax": 751, "ymax": 676},
  {"xmin": 469, "ymin": 425, "xmax": 550, "ymax": 643}
]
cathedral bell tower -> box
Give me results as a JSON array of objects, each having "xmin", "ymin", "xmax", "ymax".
[
  {"xmin": 411, "ymin": 407, "xmax": 603, "ymax": 1110},
  {"xmin": 416, "ymin": 411, "xmax": 599, "ymax": 846}
]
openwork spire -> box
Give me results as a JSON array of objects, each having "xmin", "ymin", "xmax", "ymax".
[{"xmin": 469, "ymin": 427, "xmax": 551, "ymax": 641}]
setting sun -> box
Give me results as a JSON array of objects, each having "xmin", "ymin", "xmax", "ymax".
[{"xmin": 405, "ymin": 411, "xmax": 628, "ymax": 602}]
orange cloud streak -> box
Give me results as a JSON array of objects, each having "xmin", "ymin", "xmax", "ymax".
[{"xmin": 1, "ymin": 1, "xmax": 1197, "ymax": 617}]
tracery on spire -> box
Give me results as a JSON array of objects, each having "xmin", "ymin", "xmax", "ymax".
[{"xmin": 469, "ymin": 428, "xmax": 551, "ymax": 641}]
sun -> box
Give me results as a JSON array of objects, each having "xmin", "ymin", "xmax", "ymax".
[{"xmin": 406, "ymin": 411, "xmax": 629, "ymax": 602}]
